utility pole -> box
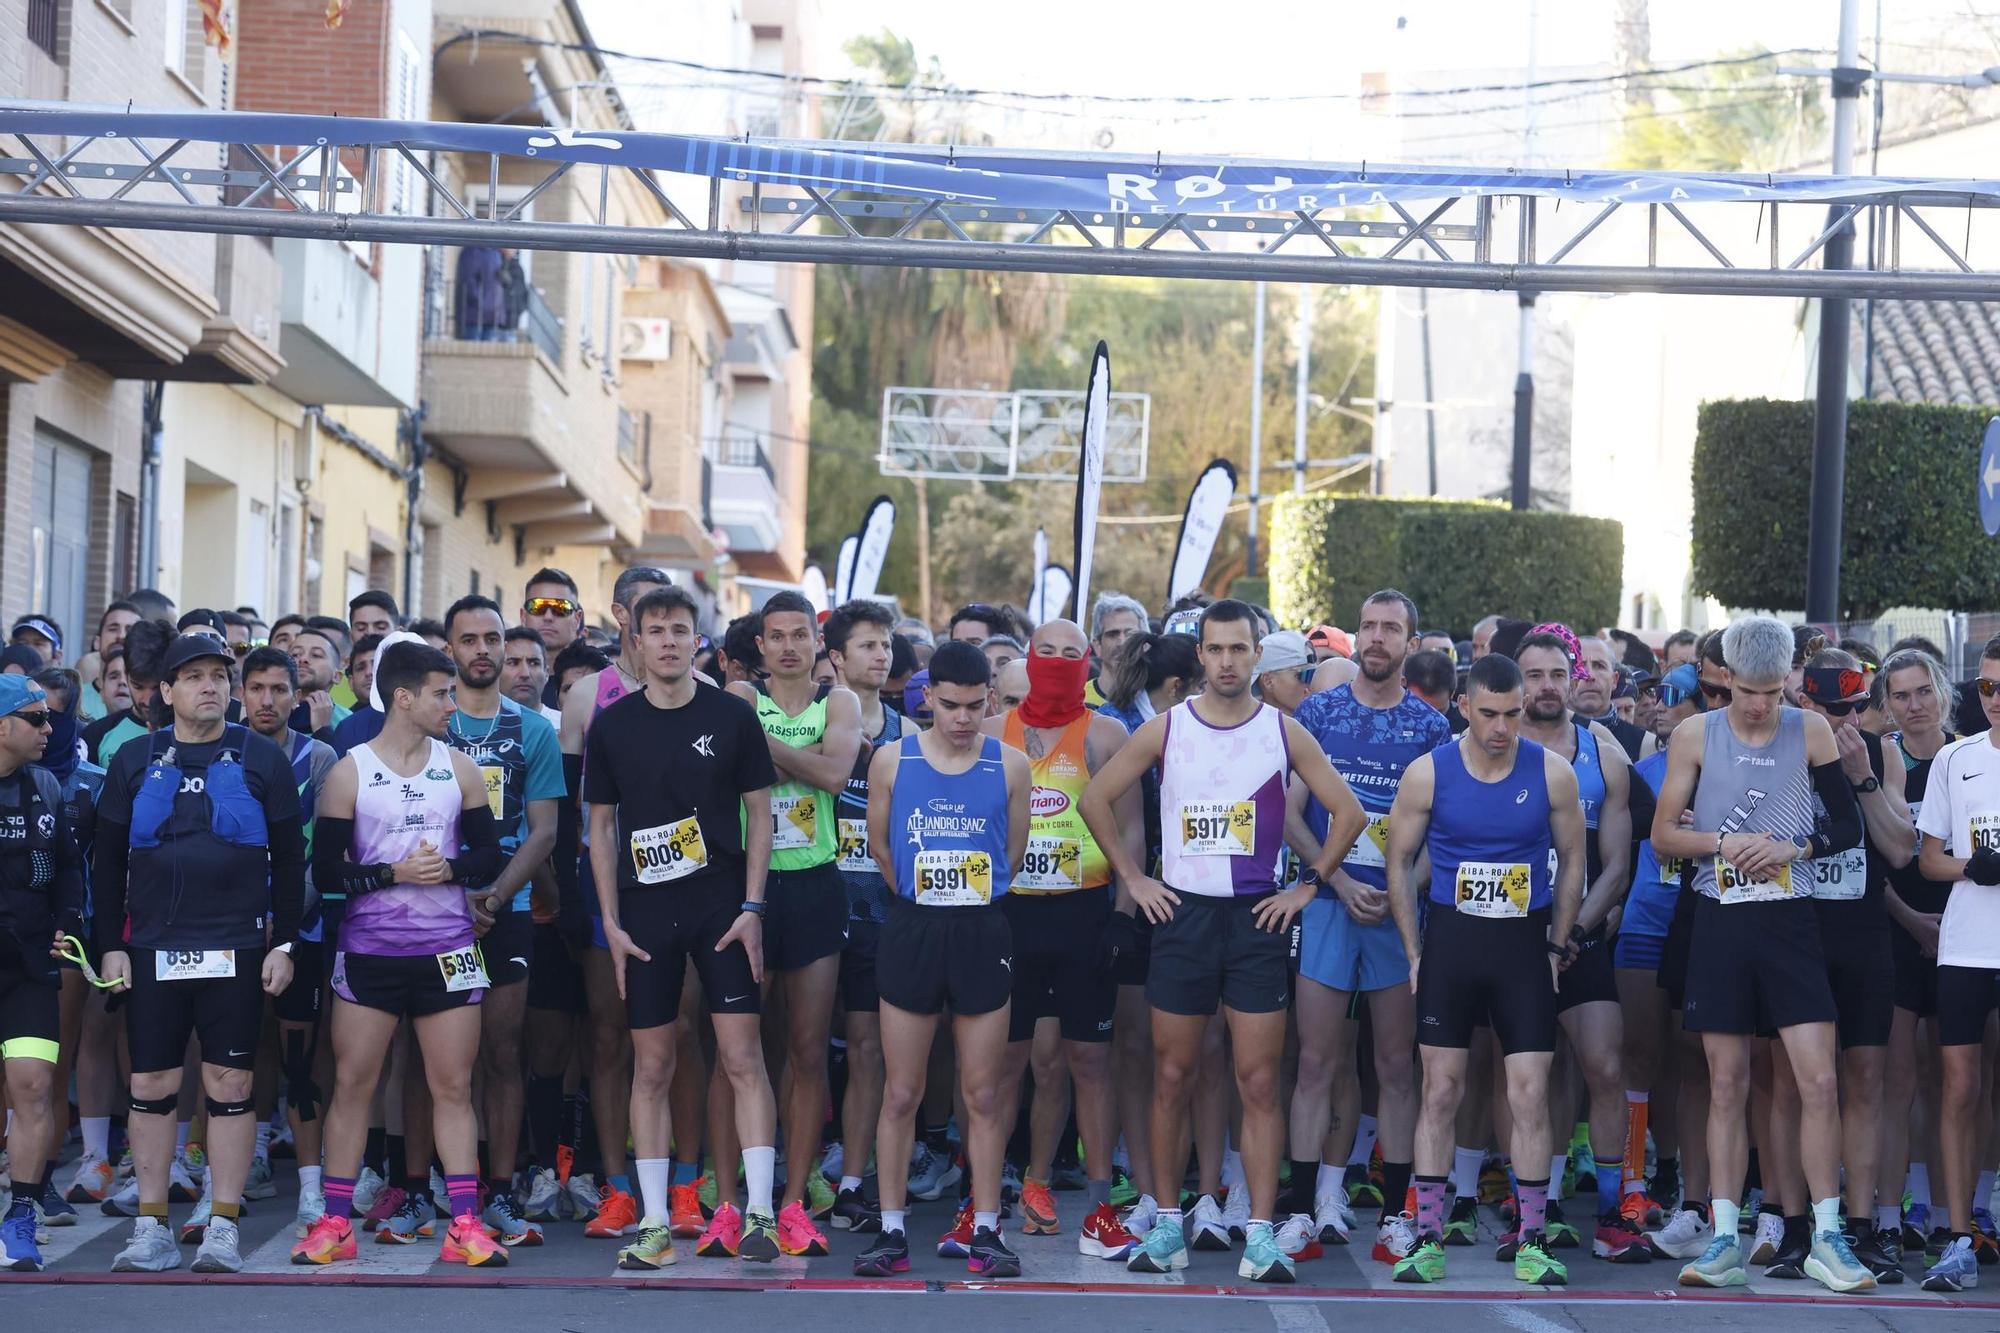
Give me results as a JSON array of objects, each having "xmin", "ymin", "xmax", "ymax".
[
  {"xmin": 1510, "ymin": 0, "xmax": 1539, "ymax": 512},
  {"xmin": 1293, "ymin": 284, "xmax": 1312, "ymax": 493},
  {"xmin": 1246, "ymin": 281, "xmax": 1266, "ymax": 574},
  {"xmin": 1805, "ymin": 0, "xmax": 1863, "ymax": 624}
]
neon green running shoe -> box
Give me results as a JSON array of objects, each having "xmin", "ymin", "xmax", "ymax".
[
  {"xmin": 1393, "ymin": 1235, "xmax": 1447, "ymax": 1283},
  {"xmin": 1515, "ymin": 1234, "xmax": 1569, "ymax": 1286}
]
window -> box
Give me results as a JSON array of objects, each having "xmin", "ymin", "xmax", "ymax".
[
  {"xmin": 163, "ymin": 0, "xmax": 187, "ymax": 73},
  {"xmin": 26, "ymin": 0, "xmax": 58, "ymax": 59},
  {"xmin": 390, "ymin": 30, "xmax": 423, "ymax": 214},
  {"xmin": 30, "ymin": 430, "xmax": 94, "ymax": 647}
]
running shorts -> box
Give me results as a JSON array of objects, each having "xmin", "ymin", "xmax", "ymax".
[
  {"xmin": 1556, "ymin": 924, "xmax": 1618, "ymax": 1014},
  {"xmin": 1680, "ymin": 895, "xmax": 1836, "ymax": 1036},
  {"xmin": 1817, "ymin": 905, "xmax": 1893, "ymax": 1049},
  {"xmin": 617, "ymin": 879, "xmax": 760, "ymax": 1030},
  {"xmin": 0, "ymin": 966, "xmax": 59, "ymax": 1063},
  {"xmin": 764, "ymin": 862, "xmax": 847, "ymax": 972},
  {"xmin": 1296, "ymin": 893, "xmax": 1408, "ymax": 994},
  {"xmin": 1145, "ymin": 890, "xmax": 1291, "ymax": 1017},
  {"xmin": 877, "ymin": 896, "xmax": 1011, "ymax": 1018},
  {"xmin": 483, "ymin": 909, "xmax": 534, "ymax": 988},
  {"xmin": 1415, "ymin": 904, "xmax": 1555, "ymax": 1056},
  {"xmin": 128, "ymin": 946, "xmax": 268, "ymax": 1072},
  {"xmin": 839, "ymin": 919, "xmax": 880, "ymax": 1013},
  {"xmin": 1935, "ymin": 964, "xmax": 2000, "ymax": 1047},
  {"xmin": 332, "ymin": 948, "xmax": 486, "ymax": 1019},
  {"xmin": 272, "ymin": 940, "xmax": 322, "ymax": 1024},
  {"xmin": 527, "ymin": 921, "xmax": 586, "ymax": 1014},
  {"xmin": 1004, "ymin": 886, "xmax": 1115, "ymax": 1043}
]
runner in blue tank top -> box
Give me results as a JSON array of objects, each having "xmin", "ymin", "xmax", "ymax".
[
  {"xmin": 855, "ymin": 641, "xmax": 1030, "ymax": 1281},
  {"xmin": 1383, "ymin": 651, "xmax": 1587, "ymax": 1289}
]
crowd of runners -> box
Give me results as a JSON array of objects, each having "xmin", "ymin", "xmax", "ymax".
[{"xmin": 1, "ymin": 576, "xmax": 1997, "ymax": 1295}]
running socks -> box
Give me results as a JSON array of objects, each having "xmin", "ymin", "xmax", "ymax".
[
  {"xmin": 1381, "ymin": 1160, "xmax": 1413, "ymax": 1220},
  {"xmin": 1592, "ymin": 1153, "xmax": 1620, "ymax": 1218},
  {"xmin": 1348, "ymin": 1115, "xmax": 1379, "ymax": 1167},
  {"xmin": 743, "ymin": 1146, "xmax": 776, "ymax": 1215},
  {"xmin": 445, "ymin": 1173, "xmax": 480, "ymax": 1220},
  {"xmin": 82, "ymin": 1116, "xmax": 111, "ymax": 1162},
  {"xmin": 1414, "ymin": 1176, "xmax": 1448, "ymax": 1237},
  {"xmin": 637, "ymin": 1158, "xmax": 671, "ymax": 1220},
  {"xmin": 1713, "ymin": 1197, "xmax": 1741, "ymax": 1238},
  {"xmin": 1516, "ymin": 1177, "xmax": 1549, "ymax": 1235},
  {"xmin": 325, "ymin": 1176, "xmax": 356, "ymax": 1218},
  {"xmin": 672, "ymin": 1160, "xmax": 701, "ymax": 1187},
  {"xmin": 1623, "ymin": 1091, "xmax": 1649, "ymax": 1192},
  {"xmin": 6, "ymin": 1174, "xmax": 42, "ymax": 1218},
  {"xmin": 1451, "ymin": 1146, "xmax": 1484, "ymax": 1200}
]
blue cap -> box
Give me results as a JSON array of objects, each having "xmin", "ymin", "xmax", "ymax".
[
  {"xmin": 0, "ymin": 673, "xmax": 47, "ymax": 717},
  {"xmin": 902, "ymin": 669, "xmax": 932, "ymax": 720}
]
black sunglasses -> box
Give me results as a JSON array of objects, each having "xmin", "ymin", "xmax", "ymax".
[
  {"xmin": 9, "ymin": 709, "xmax": 53, "ymax": 729},
  {"xmin": 1699, "ymin": 680, "xmax": 1732, "ymax": 704}
]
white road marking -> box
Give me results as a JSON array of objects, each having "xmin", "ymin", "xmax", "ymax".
[
  {"xmin": 34, "ymin": 1210, "xmax": 125, "ymax": 1266},
  {"xmin": 1492, "ymin": 1303, "xmax": 1571, "ymax": 1333},
  {"xmin": 1269, "ymin": 1302, "xmax": 1332, "ymax": 1333}
]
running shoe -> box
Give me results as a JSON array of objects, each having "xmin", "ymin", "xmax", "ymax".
[
  {"xmin": 1051, "ymin": 1157, "xmax": 1088, "ymax": 1192},
  {"xmin": 169, "ymin": 1148, "xmax": 203, "ymax": 1203},
  {"xmin": 1079, "ymin": 1202, "xmax": 1135, "ymax": 1259},
  {"xmin": 1646, "ymin": 1206, "xmax": 1713, "ymax": 1260},
  {"xmin": 1977, "ymin": 1231, "xmax": 2000, "ymax": 1267},
  {"xmin": 100, "ymin": 1175, "xmax": 139, "ymax": 1217},
  {"xmin": 1127, "ymin": 1215, "xmax": 1190, "ymax": 1273},
  {"xmin": 696, "ymin": 1169, "xmax": 717, "ymax": 1214},
  {"xmin": 111, "ymin": 1216, "xmax": 180, "ymax": 1272},
  {"xmin": 2, "ymin": 1211, "xmax": 43, "ymax": 1272},
  {"xmin": 1975, "ymin": 1206, "xmax": 1998, "ymax": 1240},
  {"xmin": 1020, "ymin": 1178, "xmax": 1060, "ymax": 1235},
  {"xmin": 1188, "ymin": 1193, "xmax": 1232, "ymax": 1251},
  {"xmin": 65, "ymin": 1152, "xmax": 113, "ymax": 1204},
  {"xmin": 441, "ymin": 1212, "xmax": 508, "ymax": 1267},
  {"xmin": 617, "ymin": 1218, "xmax": 676, "ymax": 1270},
  {"xmin": 294, "ymin": 1183, "xmax": 326, "ymax": 1238},
  {"xmin": 585, "ymin": 1184, "xmax": 639, "ymax": 1238},
  {"xmin": 190, "ymin": 1215, "xmax": 243, "ymax": 1273},
  {"xmin": 1372, "ymin": 1210, "xmax": 1418, "ymax": 1264},
  {"xmin": 968, "ymin": 1225, "xmax": 1021, "ymax": 1277},
  {"xmin": 1740, "ymin": 1188, "xmax": 1763, "ymax": 1229},
  {"xmin": 805, "ymin": 1167, "xmax": 837, "ymax": 1220},
  {"xmin": 776, "ymin": 1199, "xmax": 829, "ymax": 1256},
  {"xmin": 1593, "ymin": 1213, "xmax": 1652, "ymax": 1263},
  {"xmin": 290, "ymin": 1213, "xmax": 357, "ymax": 1266},
  {"xmin": 1346, "ymin": 1162, "xmax": 1384, "ymax": 1210},
  {"xmin": 1543, "ymin": 1198, "xmax": 1579, "ymax": 1249},
  {"xmin": 1619, "ymin": 1189, "xmax": 1665, "ymax": 1230},
  {"xmin": 697, "ymin": 1202, "xmax": 743, "ymax": 1258},
  {"xmin": 360, "ymin": 1183, "xmax": 405, "ymax": 1231},
  {"xmin": 853, "ymin": 1227, "xmax": 911, "ymax": 1276},
  {"xmin": 567, "ymin": 1172, "xmax": 603, "ymax": 1222},
  {"xmin": 739, "ymin": 1208, "xmax": 780, "ymax": 1263},
  {"xmin": 114, "ymin": 1146, "xmax": 135, "ymax": 1182},
  {"xmin": 1495, "ymin": 1222, "xmax": 1522, "ymax": 1262},
  {"xmin": 1238, "ymin": 1221, "xmax": 1295, "ymax": 1284},
  {"xmin": 669, "ymin": 1182, "xmax": 707, "ymax": 1237},
  {"xmin": 1748, "ymin": 1210, "xmax": 1785, "ymax": 1266},
  {"xmin": 481, "ymin": 1192, "xmax": 545, "ymax": 1247},
  {"xmin": 1393, "ymin": 1234, "xmax": 1446, "ymax": 1283},
  {"xmin": 908, "ymin": 1143, "xmax": 961, "ymax": 1201},
  {"xmin": 1928, "ymin": 1226, "xmax": 1953, "ymax": 1257},
  {"xmin": 819, "ymin": 1143, "xmax": 844, "ymax": 1182},
  {"xmin": 1516, "ymin": 1233, "xmax": 1568, "ymax": 1286},
  {"xmin": 1864, "ymin": 1224, "xmax": 1904, "ymax": 1278},
  {"xmin": 1110, "ymin": 1166, "xmax": 1137, "ymax": 1209},
  {"xmin": 1680, "ymin": 1233, "xmax": 1749, "ymax": 1287},
  {"xmin": 938, "ymin": 1202, "xmax": 976, "ymax": 1258},
  {"xmin": 522, "ymin": 1167, "xmax": 563, "ymax": 1223},
  {"xmin": 1001, "ymin": 1159, "xmax": 1022, "ymax": 1204},
  {"xmin": 1766, "ymin": 1228, "xmax": 1808, "ymax": 1280},
  {"xmin": 178, "ymin": 1185, "xmax": 213, "ymax": 1245},
  {"xmin": 351, "ymin": 1166, "xmax": 387, "ymax": 1217},
  {"xmin": 1477, "ymin": 1160, "xmax": 1510, "ymax": 1207},
  {"xmin": 1276, "ymin": 1213, "xmax": 1323, "ymax": 1262},
  {"xmin": 1121, "ymin": 1192, "xmax": 1159, "ymax": 1240},
  {"xmin": 245, "ymin": 1155, "xmax": 277, "ymax": 1201},
  {"xmin": 1442, "ymin": 1195, "xmax": 1479, "ymax": 1247},
  {"xmin": 1314, "ymin": 1193, "xmax": 1356, "ymax": 1245},
  {"xmin": 37, "ymin": 1181, "xmax": 75, "ymax": 1227},
  {"xmin": 1901, "ymin": 1202, "xmax": 1931, "ymax": 1253},
  {"xmin": 376, "ymin": 1191, "xmax": 436, "ymax": 1243},
  {"xmin": 1805, "ymin": 1228, "xmax": 1876, "ymax": 1293},
  {"xmin": 1220, "ymin": 1182, "xmax": 1252, "ymax": 1242},
  {"xmin": 832, "ymin": 1185, "xmax": 880, "ymax": 1233},
  {"xmin": 1924, "ymin": 1235, "xmax": 1980, "ymax": 1292}
]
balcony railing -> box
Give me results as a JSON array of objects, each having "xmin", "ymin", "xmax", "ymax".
[
  {"xmin": 425, "ymin": 271, "xmax": 563, "ymax": 366},
  {"xmin": 717, "ymin": 429, "xmax": 774, "ymax": 482}
]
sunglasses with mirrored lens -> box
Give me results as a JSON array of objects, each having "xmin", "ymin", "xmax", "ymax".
[
  {"xmin": 1980, "ymin": 678, "xmax": 2000, "ymax": 699},
  {"xmin": 524, "ymin": 597, "xmax": 580, "ymax": 618},
  {"xmin": 1657, "ymin": 683, "xmax": 1692, "ymax": 708}
]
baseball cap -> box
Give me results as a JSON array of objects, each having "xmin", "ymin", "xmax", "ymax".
[
  {"xmin": 177, "ymin": 608, "xmax": 227, "ymax": 640},
  {"xmin": 0, "ymin": 673, "xmax": 47, "ymax": 717},
  {"xmin": 1306, "ymin": 624, "xmax": 1352, "ymax": 658},
  {"xmin": 1255, "ymin": 630, "xmax": 1312, "ymax": 677},
  {"xmin": 161, "ymin": 633, "xmax": 234, "ymax": 679},
  {"xmin": 1656, "ymin": 663, "xmax": 1701, "ymax": 707},
  {"xmin": 11, "ymin": 616, "xmax": 60, "ymax": 656},
  {"xmin": 902, "ymin": 669, "xmax": 933, "ymax": 721}
]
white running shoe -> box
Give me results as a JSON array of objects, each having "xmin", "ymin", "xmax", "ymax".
[
  {"xmin": 1122, "ymin": 1192, "xmax": 1159, "ymax": 1238},
  {"xmin": 1220, "ymin": 1183, "xmax": 1252, "ymax": 1242},
  {"xmin": 908, "ymin": 1143, "xmax": 962, "ymax": 1202},
  {"xmin": 566, "ymin": 1171, "xmax": 603, "ymax": 1221},
  {"xmin": 820, "ymin": 1143, "xmax": 844, "ymax": 1182},
  {"xmin": 66, "ymin": 1152, "xmax": 115, "ymax": 1203},
  {"xmin": 1748, "ymin": 1210, "xmax": 1785, "ymax": 1266},
  {"xmin": 522, "ymin": 1167, "xmax": 563, "ymax": 1223},
  {"xmin": 1371, "ymin": 1210, "xmax": 1418, "ymax": 1264},
  {"xmin": 168, "ymin": 1151, "xmax": 203, "ymax": 1203},
  {"xmin": 179, "ymin": 1178, "xmax": 214, "ymax": 1246},
  {"xmin": 101, "ymin": 1175, "xmax": 140, "ymax": 1217},
  {"xmin": 1276, "ymin": 1213, "xmax": 1321, "ymax": 1260},
  {"xmin": 1313, "ymin": 1193, "xmax": 1356, "ymax": 1244},
  {"xmin": 245, "ymin": 1155, "xmax": 278, "ymax": 1201},
  {"xmin": 1189, "ymin": 1194, "xmax": 1233, "ymax": 1251},
  {"xmin": 112, "ymin": 1216, "xmax": 181, "ymax": 1272},
  {"xmin": 191, "ymin": 1215, "xmax": 242, "ymax": 1273},
  {"xmin": 351, "ymin": 1166, "xmax": 387, "ymax": 1217},
  {"xmin": 1645, "ymin": 1207, "xmax": 1714, "ymax": 1260},
  {"xmin": 294, "ymin": 1184, "xmax": 327, "ymax": 1238}
]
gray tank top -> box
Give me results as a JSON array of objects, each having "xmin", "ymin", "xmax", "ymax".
[{"xmin": 1690, "ymin": 706, "xmax": 1816, "ymax": 902}]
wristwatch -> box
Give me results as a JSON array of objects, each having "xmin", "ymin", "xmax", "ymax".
[
  {"xmin": 1299, "ymin": 867, "xmax": 1322, "ymax": 890},
  {"xmin": 1852, "ymin": 775, "xmax": 1880, "ymax": 794}
]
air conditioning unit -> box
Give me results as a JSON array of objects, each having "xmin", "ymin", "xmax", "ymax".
[{"xmin": 619, "ymin": 317, "xmax": 673, "ymax": 362}]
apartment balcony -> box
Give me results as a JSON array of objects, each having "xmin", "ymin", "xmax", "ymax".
[
  {"xmin": 269, "ymin": 238, "xmax": 418, "ymax": 409},
  {"xmin": 709, "ymin": 429, "xmax": 781, "ymax": 554}
]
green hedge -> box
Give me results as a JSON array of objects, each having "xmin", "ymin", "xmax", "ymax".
[
  {"xmin": 1268, "ymin": 494, "xmax": 1623, "ymax": 638},
  {"xmin": 1691, "ymin": 398, "xmax": 2000, "ymax": 620}
]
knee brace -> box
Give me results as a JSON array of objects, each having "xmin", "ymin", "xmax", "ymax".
[
  {"xmin": 129, "ymin": 1091, "xmax": 178, "ymax": 1116},
  {"xmin": 283, "ymin": 1028, "xmax": 323, "ymax": 1124},
  {"xmin": 205, "ymin": 1095, "xmax": 253, "ymax": 1118}
]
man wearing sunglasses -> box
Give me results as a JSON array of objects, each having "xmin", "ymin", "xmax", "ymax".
[
  {"xmin": 0, "ymin": 674, "xmax": 86, "ymax": 1272},
  {"xmin": 522, "ymin": 568, "xmax": 584, "ymax": 679}
]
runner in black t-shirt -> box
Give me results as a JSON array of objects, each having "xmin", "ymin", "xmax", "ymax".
[{"xmin": 583, "ymin": 584, "xmax": 783, "ymax": 1269}]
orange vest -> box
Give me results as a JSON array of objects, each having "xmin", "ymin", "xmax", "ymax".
[{"xmin": 1002, "ymin": 712, "xmax": 1110, "ymax": 894}]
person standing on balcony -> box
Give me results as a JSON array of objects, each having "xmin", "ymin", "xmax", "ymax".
[{"xmin": 455, "ymin": 246, "xmax": 511, "ymax": 343}]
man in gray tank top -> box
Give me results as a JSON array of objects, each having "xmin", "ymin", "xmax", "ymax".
[{"xmin": 1651, "ymin": 616, "xmax": 1868, "ymax": 1294}]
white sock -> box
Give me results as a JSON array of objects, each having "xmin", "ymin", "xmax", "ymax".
[
  {"xmin": 636, "ymin": 1157, "xmax": 671, "ymax": 1222},
  {"xmin": 1979, "ymin": 1169, "xmax": 1996, "ymax": 1211},
  {"xmin": 255, "ymin": 1123, "xmax": 272, "ymax": 1161},
  {"xmin": 1549, "ymin": 1154, "xmax": 1569, "ymax": 1201},
  {"xmin": 176, "ymin": 1120, "xmax": 192, "ymax": 1154},
  {"xmin": 1910, "ymin": 1163, "xmax": 1931, "ymax": 1209},
  {"xmin": 1317, "ymin": 1162, "xmax": 1345, "ymax": 1201},
  {"xmin": 974, "ymin": 1209, "xmax": 998, "ymax": 1233},
  {"xmin": 1713, "ymin": 1197, "xmax": 1740, "ymax": 1238},
  {"xmin": 1812, "ymin": 1196, "xmax": 1841, "ymax": 1237},
  {"xmin": 1348, "ymin": 1115, "xmax": 1379, "ymax": 1167},
  {"xmin": 880, "ymin": 1208, "xmax": 906, "ymax": 1236},
  {"xmin": 82, "ymin": 1116, "xmax": 111, "ymax": 1160},
  {"xmin": 1452, "ymin": 1146, "xmax": 1485, "ymax": 1199},
  {"xmin": 743, "ymin": 1146, "xmax": 776, "ymax": 1215},
  {"xmin": 1222, "ymin": 1147, "xmax": 1243, "ymax": 1190},
  {"xmin": 300, "ymin": 1165, "xmax": 323, "ymax": 1195},
  {"xmin": 840, "ymin": 1175, "xmax": 864, "ymax": 1194}
]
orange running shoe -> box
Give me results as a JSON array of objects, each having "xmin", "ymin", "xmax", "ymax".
[
  {"xmin": 441, "ymin": 1213, "xmax": 509, "ymax": 1267},
  {"xmin": 1619, "ymin": 1190, "xmax": 1664, "ymax": 1230},
  {"xmin": 937, "ymin": 1202, "xmax": 977, "ymax": 1258},
  {"xmin": 555, "ymin": 1144, "xmax": 574, "ymax": 1186},
  {"xmin": 697, "ymin": 1202, "xmax": 743, "ymax": 1258},
  {"xmin": 584, "ymin": 1185, "xmax": 639, "ymax": 1238},
  {"xmin": 669, "ymin": 1182, "xmax": 707, "ymax": 1238},
  {"xmin": 1020, "ymin": 1178, "xmax": 1060, "ymax": 1235},
  {"xmin": 776, "ymin": 1200, "xmax": 830, "ymax": 1257},
  {"xmin": 290, "ymin": 1214, "xmax": 358, "ymax": 1266}
]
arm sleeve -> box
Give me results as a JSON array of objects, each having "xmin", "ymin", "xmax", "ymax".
[
  {"xmin": 554, "ymin": 752, "xmax": 582, "ymax": 923},
  {"xmin": 310, "ymin": 815, "xmax": 394, "ymax": 896},
  {"xmin": 447, "ymin": 805, "xmax": 506, "ymax": 889},
  {"xmin": 92, "ymin": 818, "xmax": 129, "ymax": 962},
  {"xmin": 265, "ymin": 814, "xmax": 306, "ymax": 948},
  {"xmin": 1812, "ymin": 760, "xmax": 1865, "ymax": 856}
]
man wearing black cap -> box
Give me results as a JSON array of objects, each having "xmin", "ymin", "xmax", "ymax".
[{"xmin": 93, "ymin": 634, "xmax": 306, "ymax": 1275}]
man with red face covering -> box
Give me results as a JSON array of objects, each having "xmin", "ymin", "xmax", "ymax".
[{"xmin": 982, "ymin": 618, "xmax": 1148, "ymax": 1260}]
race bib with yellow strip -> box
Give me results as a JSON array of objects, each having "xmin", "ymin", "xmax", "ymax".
[
  {"xmin": 1659, "ymin": 855, "xmax": 1686, "ymax": 884},
  {"xmin": 1342, "ymin": 815, "xmax": 1391, "ymax": 869},
  {"xmin": 1453, "ymin": 861, "xmax": 1531, "ymax": 918},
  {"xmin": 1715, "ymin": 857, "xmax": 1794, "ymax": 903},
  {"xmin": 836, "ymin": 817, "xmax": 878, "ymax": 874},
  {"xmin": 1179, "ymin": 801, "xmax": 1256, "ymax": 856},
  {"xmin": 1970, "ymin": 811, "xmax": 2000, "ymax": 856},
  {"xmin": 913, "ymin": 848, "xmax": 994, "ymax": 907},
  {"xmin": 435, "ymin": 944, "xmax": 489, "ymax": 993},
  {"xmin": 1809, "ymin": 846, "xmax": 1868, "ymax": 902},
  {"xmin": 479, "ymin": 765, "xmax": 505, "ymax": 819},
  {"xmin": 631, "ymin": 817, "xmax": 709, "ymax": 885},
  {"xmin": 156, "ymin": 949, "xmax": 234, "ymax": 981},
  {"xmin": 1016, "ymin": 835, "xmax": 1083, "ymax": 892},
  {"xmin": 772, "ymin": 794, "xmax": 818, "ymax": 851}
]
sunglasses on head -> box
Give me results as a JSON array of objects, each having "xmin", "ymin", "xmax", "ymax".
[{"xmin": 524, "ymin": 597, "xmax": 580, "ymax": 618}]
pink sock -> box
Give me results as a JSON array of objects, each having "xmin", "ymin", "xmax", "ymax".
[
  {"xmin": 324, "ymin": 1175, "xmax": 355, "ymax": 1219},
  {"xmin": 1517, "ymin": 1177, "xmax": 1549, "ymax": 1236},
  {"xmin": 1415, "ymin": 1176, "xmax": 1448, "ymax": 1238}
]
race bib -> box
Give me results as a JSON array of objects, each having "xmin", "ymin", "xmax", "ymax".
[
  {"xmin": 1970, "ymin": 811, "xmax": 2000, "ymax": 856},
  {"xmin": 1342, "ymin": 815, "xmax": 1390, "ymax": 869},
  {"xmin": 1658, "ymin": 855, "xmax": 1686, "ymax": 884},
  {"xmin": 1810, "ymin": 846, "xmax": 1868, "ymax": 901},
  {"xmin": 1016, "ymin": 835, "xmax": 1083, "ymax": 891},
  {"xmin": 836, "ymin": 817, "xmax": 877, "ymax": 874},
  {"xmin": 772, "ymin": 794, "xmax": 818, "ymax": 851},
  {"xmin": 1908, "ymin": 799, "xmax": 1922, "ymax": 830},
  {"xmin": 1454, "ymin": 861, "xmax": 1531, "ymax": 918},
  {"xmin": 913, "ymin": 848, "xmax": 993, "ymax": 907},
  {"xmin": 1715, "ymin": 856, "xmax": 1794, "ymax": 903},
  {"xmin": 435, "ymin": 944, "xmax": 489, "ymax": 993},
  {"xmin": 1180, "ymin": 801, "xmax": 1256, "ymax": 856},
  {"xmin": 156, "ymin": 949, "xmax": 234, "ymax": 981},
  {"xmin": 631, "ymin": 817, "xmax": 709, "ymax": 885},
  {"xmin": 479, "ymin": 765, "xmax": 505, "ymax": 819}
]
